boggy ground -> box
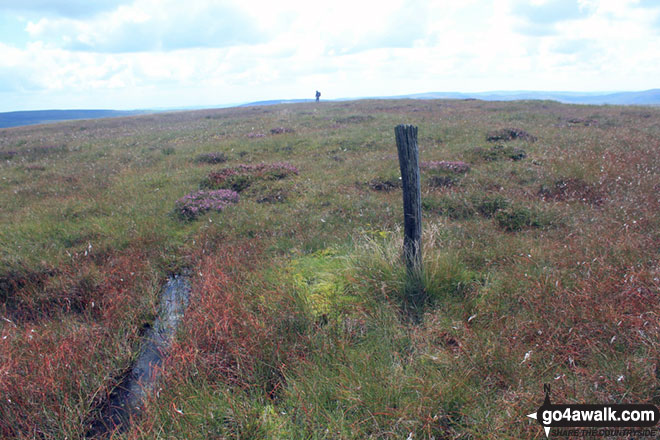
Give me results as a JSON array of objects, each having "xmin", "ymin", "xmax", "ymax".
[{"xmin": 0, "ymin": 99, "xmax": 659, "ymax": 439}]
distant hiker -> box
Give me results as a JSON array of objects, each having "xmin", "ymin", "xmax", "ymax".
[{"xmin": 315, "ymin": 90, "xmax": 321, "ymax": 102}]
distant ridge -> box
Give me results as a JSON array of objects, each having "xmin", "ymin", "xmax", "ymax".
[
  {"xmin": 240, "ymin": 99, "xmax": 314, "ymax": 107},
  {"xmin": 381, "ymin": 89, "xmax": 660, "ymax": 105},
  {"xmin": 3, "ymin": 89, "xmax": 658, "ymax": 129},
  {"xmin": 0, "ymin": 109, "xmax": 148, "ymax": 129},
  {"xmin": 240, "ymin": 89, "xmax": 660, "ymax": 108}
]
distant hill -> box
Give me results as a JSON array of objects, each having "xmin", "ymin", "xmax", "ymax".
[
  {"xmin": 0, "ymin": 109, "xmax": 149, "ymax": 129},
  {"xmin": 241, "ymin": 90, "xmax": 660, "ymax": 108},
  {"xmin": 4, "ymin": 89, "xmax": 658, "ymax": 129},
  {"xmin": 240, "ymin": 99, "xmax": 314, "ymax": 107},
  {"xmin": 387, "ymin": 89, "xmax": 660, "ymax": 105}
]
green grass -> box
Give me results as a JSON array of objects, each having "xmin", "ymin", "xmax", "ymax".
[{"xmin": 1, "ymin": 100, "xmax": 659, "ymax": 439}]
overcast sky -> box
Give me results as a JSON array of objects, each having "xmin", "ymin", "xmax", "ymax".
[{"xmin": 0, "ymin": 0, "xmax": 659, "ymax": 111}]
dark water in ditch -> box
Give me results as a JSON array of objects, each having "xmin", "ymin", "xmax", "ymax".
[{"xmin": 86, "ymin": 275, "xmax": 191, "ymax": 438}]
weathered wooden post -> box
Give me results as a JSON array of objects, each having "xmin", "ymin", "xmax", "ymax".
[{"xmin": 395, "ymin": 124, "xmax": 422, "ymax": 273}]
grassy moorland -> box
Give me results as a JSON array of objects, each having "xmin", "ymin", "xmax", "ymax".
[{"xmin": 0, "ymin": 99, "xmax": 659, "ymax": 439}]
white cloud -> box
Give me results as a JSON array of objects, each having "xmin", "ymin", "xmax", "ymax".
[
  {"xmin": 25, "ymin": 0, "xmax": 267, "ymax": 52},
  {"xmin": 1, "ymin": 0, "xmax": 133, "ymax": 18},
  {"xmin": 0, "ymin": 0, "xmax": 658, "ymax": 111}
]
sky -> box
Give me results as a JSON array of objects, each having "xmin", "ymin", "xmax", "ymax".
[{"xmin": 0, "ymin": 0, "xmax": 659, "ymax": 112}]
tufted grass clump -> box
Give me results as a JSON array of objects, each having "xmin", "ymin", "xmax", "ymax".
[
  {"xmin": 423, "ymin": 191, "xmax": 555, "ymax": 231},
  {"xmin": 423, "ymin": 195, "xmax": 476, "ymax": 220},
  {"xmin": 420, "ymin": 161, "xmax": 470, "ymax": 188},
  {"xmin": 367, "ymin": 175, "xmax": 401, "ymax": 191},
  {"xmin": 348, "ymin": 225, "xmax": 475, "ymax": 317},
  {"xmin": 174, "ymin": 189, "xmax": 239, "ymax": 220},
  {"xmin": 486, "ymin": 127, "xmax": 536, "ymax": 142},
  {"xmin": 194, "ymin": 152, "xmax": 228, "ymax": 164},
  {"xmin": 423, "ymin": 193, "xmax": 510, "ymax": 220},
  {"xmin": 466, "ymin": 144, "xmax": 527, "ymax": 162},
  {"xmin": 494, "ymin": 204, "xmax": 558, "ymax": 231},
  {"xmin": 420, "ymin": 160, "xmax": 470, "ymax": 174},
  {"xmin": 473, "ymin": 193, "xmax": 509, "ymax": 217}
]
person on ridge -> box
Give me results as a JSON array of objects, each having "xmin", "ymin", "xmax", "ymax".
[{"xmin": 315, "ymin": 90, "xmax": 321, "ymax": 102}]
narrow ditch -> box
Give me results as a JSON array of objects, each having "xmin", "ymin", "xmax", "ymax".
[{"xmin": 86, "ymin": 274, "xmax": 191, "ymax": 438}]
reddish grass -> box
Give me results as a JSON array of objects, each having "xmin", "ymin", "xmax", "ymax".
[
  {"xmin": 538, "ymin": 178, "xmax": 605, "ymax": 206},
  {"xmin": 0, "ymin": 251, "xmax": 154, "ymax": 438},
  {"xmin": 163, "ymin": 241, "xmax": 308, "ymax": 394}
]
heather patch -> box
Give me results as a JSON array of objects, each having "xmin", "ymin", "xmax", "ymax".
[
  {"xmin": 31, "ymin": 145, "xmax": 67, "ymax": 154},
  {"xmin": 16, "ymin": 145, "xmax": 69, "ymax": 160},
  {"xmin": 486, "ymin": 127, "xmax": 537, "ymax": 142},
  {"xmin": 24, "ymin": 164, "xmax": 46, "ymax": 171},
  {"xmin": 246, "ymin": 132, "xmax": 266, "ymax": 138},
  {"xmin": 0, "ymin": 150, "xmax": 17, "ymax": 160},
  {"xmin": 270, "ymin": 127, "xmax": 295, "ymax": 135},
  {"xmin": 0, "ymin": 145, "xmax": 68, "ymax": 161},
  {"xmin": 201, "ymin": 162, "xmax": 299, "ymax": 192},
  {"xmin": 367, "ymin": 177, "xmax": 401, "ymax": 191},
  {"xmin": 194, "ymin": 152, "xmax": 228, "ymax": 164},
  {"xmin": 174, "ymin": 189, "xmax": 239, "ymax": 220},
  {"xmin": 567, "ymin": 118, "xmax": 598, "ymax": 126}
]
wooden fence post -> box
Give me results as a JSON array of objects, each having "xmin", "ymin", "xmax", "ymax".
[{"xmin": 395, "ymin": 124, "xmax": 422, "ymax": 273}]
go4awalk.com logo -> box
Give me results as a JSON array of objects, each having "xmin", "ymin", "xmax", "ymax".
[{"xmin": 527, "ymin": 385, "xmax": 660, "ymax": 438}]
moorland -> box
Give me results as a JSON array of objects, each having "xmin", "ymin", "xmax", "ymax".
[{"xmin": 0, "ymin": 99, "xmax": 659, "ymax": 439}]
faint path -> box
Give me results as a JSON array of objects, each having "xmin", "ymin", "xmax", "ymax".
[{"xmin": 86, "ymin": 274, "xmax": 191, "ymax": 438}]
